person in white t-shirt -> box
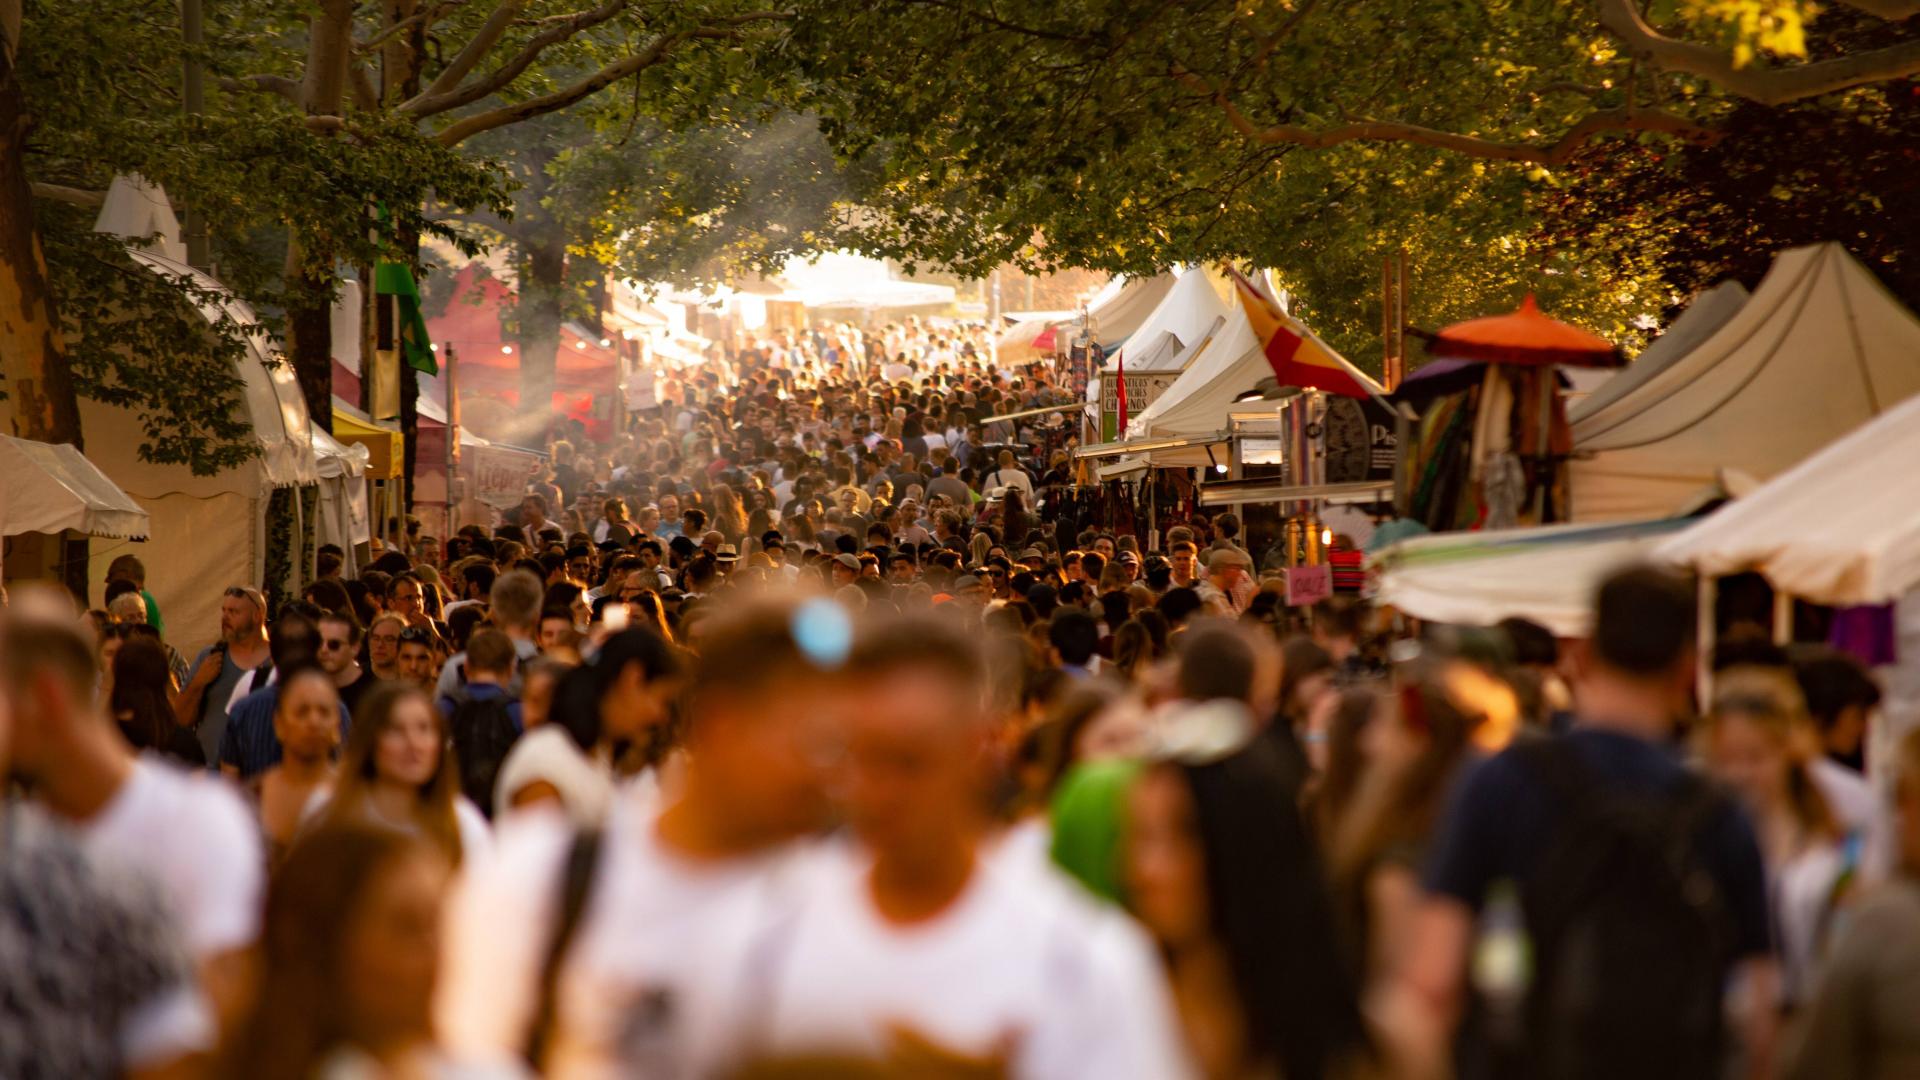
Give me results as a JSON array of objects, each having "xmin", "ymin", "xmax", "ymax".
[
  {"xmin": 3, "ymin": 595, "xmax": 263, "ymax": 1033},
  {"xmin": 439, "ymin": 600, "xmax": 842, "ymax": 1078},
  {"xmin": 984, "ymin": 448, "xmax": 1034, "ymax": 499},
  {"xmin": 738, "ymin": 616, "xmax": 1193, "ymax": 1079}
]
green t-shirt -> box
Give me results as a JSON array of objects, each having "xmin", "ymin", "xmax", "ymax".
[{"xmin": 140, "ymin": 588, "xmax": 164, "ymax": 637}]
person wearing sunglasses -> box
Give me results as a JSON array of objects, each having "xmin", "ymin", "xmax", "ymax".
[{"xmin": 317, "ymin": 610, "xmax": 374, "ymax": 718}]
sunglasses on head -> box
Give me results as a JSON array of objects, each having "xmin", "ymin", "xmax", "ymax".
[{"xmin": 397, "ymin": 627, "xmax": 432, "ymax": 644}]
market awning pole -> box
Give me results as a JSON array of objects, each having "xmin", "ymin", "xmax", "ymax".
[{"xmin": 1697, "ymin": 573, "xmax": 1718, "ymax": 710}]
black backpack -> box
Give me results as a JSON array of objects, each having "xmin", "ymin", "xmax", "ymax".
[
  {"xmin": 443, "ymin": 687, "xmax": 521, "ymax": 820},
  {"xmin": 1514, "ymin": 738, "xmax": 1734, "ymax": 1080}
]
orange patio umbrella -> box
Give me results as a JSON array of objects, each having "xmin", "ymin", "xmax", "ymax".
[{"xmin": 1424, "ymin": 294, "xmax": 1622, "ymax": 368}]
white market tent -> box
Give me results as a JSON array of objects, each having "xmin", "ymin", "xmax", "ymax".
[
  {"xmin": 776, "ymin": 252, "xmax": 955, "ymax": 310},
  {"xmin": 0, "ymin": 435, "xmax": 150, "ymax": 540},
  {"xmin": 1570, "ymin": 244, "xmax": 1920, "ymax": 523},
  {"xmin": 36, "ymin": 178, "xmax": 324, "ymax": 647},
  {"xmin": 1086, "ymin": 272, "xmax": 1177, "ymax": 351},
  {"xmin": 995, "ymin": 316, "xmax": 1060, "ymax": 368},
  {"xmin": 310, "ymin": 428, "xmax": 370, "ymax": 578},
  {"xmin": 90, "ymin": 249, "xmax": 321, "ymax": 649},
  {"xmin": 1108, "ymin": 268, "xmax": 1233, "ymax": 372},
  {"xmin": 1656, "ymin": 388, "xmax": 1920, "ymax": 607},
  {"xmin": 1126, "ymin": 309, "xmax": 1260, "ymax": 445},
  {"xmin": 1372, "ymin": 518, "xmax": 1694, "ymax": 637},
  {"xmin": 1087, "ymin": 268, "xmax": 1235, "ymax": 430},
  {"xmin": 1570, "ymin": 280, "xmax": 1750, "ymax": 426}
]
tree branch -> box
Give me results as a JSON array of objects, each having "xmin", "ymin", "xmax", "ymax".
[
  {"xmin": 30, "ymin": 181, "xmax": 106, "ymax": 207},
  {"xmin": 355, "ymin": 0, "xmax": 464, "ymax": 54},
  {"xmin": 1840, "ymin": 0, "xmax": 1920, "ymax": 18},
  {"xmin": 348, "ymin": 61, "xmax": 381, "ymax": 111},
  {"xmin": 1173, "ymin": 68, "xmax": 1713, "ymax": 164},
  {"xmin": 218, "ymin": 73, "xmax": 303, "ymax": 102},
  {"xmin": 408, "ymin": 0, "xmax": 533, "ymax": 108},
  {"xmin": 428, "ymin": 12, "xmax": 788, "ymax": 143},
  {"xmin": 1599, "ymin": 0, "xmax": 1920, "ymax": 105},
  {"xmin": 429, "ymin": 24, "xmax": 690, "ymax": 144}
]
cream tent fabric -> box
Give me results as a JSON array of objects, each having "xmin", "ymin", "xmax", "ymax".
[
  {"xmin": 311, "ymin": 428, "xmax": 371, "ymax": 575},
  {"xmin": 1110, "ymin": 269, "xmax": 1233, "ymax": 370},
  {"xmin": 1126, "ymin": 308, "xmax": 1262, "ymax": 443},
  {"xmin": 1372, "ymin": 518, "xmax": 1693, "ymax": 637},
  {"xmin": 995, "ymin": 317, "xmax": 1058, "ymax": 367},
  {"xmin": 0, "ymin": 436, "xmax": 150, "ymax": 540},
  {"xmin": 1656, "ymin": 389, "xmax": 1920, "ymax": 606},
  {"xmin": 1086, "ymin": 272, "xmax": 1177, "ymax": 350},
  {"xmin": 93, "ymin": 175, "xmax": 188, "ymax": 265},
  {"xmin": 1570, "ymin": 281, "xmax": 1750, "ymax": 426},
  {"xmin": 1089, "ymin": 268, "xmax": 1235, "ymax": 424},
  {"xmin": 1571, "ymin": 244, "xmax": 1920, "ymax": 523},
  {"xmin": 80, "ymin": 248, "xmax": 318, "ymax": 650}
]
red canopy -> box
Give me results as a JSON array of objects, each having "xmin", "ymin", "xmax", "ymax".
[{"xmin": 1426, "ymin": 294, "xmax": 1621, "ymax": 368}]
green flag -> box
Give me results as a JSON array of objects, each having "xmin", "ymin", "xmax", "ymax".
[{"xmin": 375, "ymin": 260, "xmax": 436, "ymax": 376}]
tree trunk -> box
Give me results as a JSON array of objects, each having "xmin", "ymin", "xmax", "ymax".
[
  {"xmin": 0, "ymin": 38, "xmax": 81, "ymax": 447},
  {"xmin": 285, "ymin": 241, "xmax": 336, "ymax": 434},
  {"xmin": 1, "ymin": 24, "xmax": 90, "ymax": 603},
  {"xmin": 284, "ymin": 0, "xmax": 355, "ymax": 435},
  {"xmin": 384, "ymin": 0, "xmax": 426, "ymax": 514},
  {"xmin": 516, "ymin": 230, "xmax": 565, "ymax": 446}
]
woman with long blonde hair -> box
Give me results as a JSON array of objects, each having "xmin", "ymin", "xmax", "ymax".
[
  {"xmin": 318, "ymin": 682, "xmax": 488, "ymax": 865},
  {"xmin": 711, "ymin": 483, "xmax": 750, "ymax": 546},
  {"xmin": 1702, "ymin": 666, "xmax": 1850, "ymax": 1009}
]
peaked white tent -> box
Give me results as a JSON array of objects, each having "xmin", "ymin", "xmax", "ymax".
[
  {"xmin": 1657, "ymin": 388, "xmax": 1920, "ymax": 607},
  {"xmin": 87, "ymin": 250, "xmax": 321, "ymax": 648},
  {"xmin": 1108, "ymin": 269, "xmax": 1233, "ymax": 371},
  {"xmin": 4, "ymin": 176, "xmax": 328, "ymax": 647},
  {"xmin": 1126, "ymin": 309, "xmax": 1260, "ymax": 443},
  {"xmin": 1086, "ymin": 272, "xmax": 1177, "ymax": 350},
  {"xmin": 1571, "ymin": 280, "xmax": 1750, "ymax": 426},
  {"xmin": 94, "ymin": 175, "xmax": 189, "ymax": 265},
  {"xmin": 1571, "ymin": 244, "xmax": 1920, "ymax": 523}
]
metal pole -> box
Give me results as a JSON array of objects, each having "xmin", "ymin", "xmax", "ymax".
[
  {"xmin": 1394, "ymin": 248, "xmax": 1410, "ymax": 389},
  {"xmin": 1697, "ymin": 573, "xmax": 1718, "ymax": 710}
]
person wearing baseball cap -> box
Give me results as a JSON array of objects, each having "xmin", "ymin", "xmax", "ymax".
[{"xmin": 831, "ymin": 552, "xmax": 861, "ymax": 588}]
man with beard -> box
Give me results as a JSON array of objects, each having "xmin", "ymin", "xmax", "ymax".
[{"xmin": 175, "ymin": 585, "xmax": 273, "ymax": 765}]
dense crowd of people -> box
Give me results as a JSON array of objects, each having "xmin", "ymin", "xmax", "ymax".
[{"xmin": 3, "ymin": 322, "xmax": 1916, "ymax": 1079}]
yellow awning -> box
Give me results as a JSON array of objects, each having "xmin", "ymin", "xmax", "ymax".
[{"xmin": 331, "ymin": 408, "xmax": 404, "ymax": 480}]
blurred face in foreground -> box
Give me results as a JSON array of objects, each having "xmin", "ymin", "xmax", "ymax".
[
  {"xmin": 835, "ymin": 664, "xmax": 986, "ymax": 861},
  {"xmin": 343, "ymin": 846, "xmax": 450, "ymax": 1050},
  {"xmin": 374, "ymin": 694, "xmax": 441, "ymax": 790},
  {"xmin": 275, "ymin": 671, "xmax": 341, "ymax": 765},
  {"xmin": 694, "ymin": 672, "xmax": 834, "ymax": 844},
  {"xmin": 1126, "ymin": 765, "xmax": 1209, "ymax": 950}
]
